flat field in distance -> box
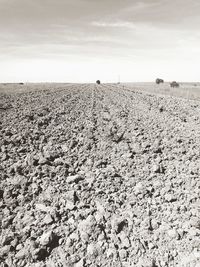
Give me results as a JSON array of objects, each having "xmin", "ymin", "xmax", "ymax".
[
  {"xmin": 124, "ymin": 82, "xmax": 200, "ymax": 101},
  {"xmin": 0, "ymin": 82, "xmax": 199, "ymax": 266},
  {"xmin": 1, "ymin": 81, "xmax": 200, "ymax": 100}
]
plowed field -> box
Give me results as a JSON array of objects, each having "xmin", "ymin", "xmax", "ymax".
[{"xmin": 0, "ymin": 83, "xmax": 200, "ymax": 267}]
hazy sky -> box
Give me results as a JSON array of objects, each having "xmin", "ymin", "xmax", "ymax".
[{"xmin": 0, "ymin": 0, "xmax": 200, "ymax": 82}]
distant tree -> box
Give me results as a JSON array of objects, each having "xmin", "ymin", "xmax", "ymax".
[
  {"xmin": 96, "ymin": 80, "xmax": 101, "ymax": 84},
  {"xmin": 170, "ymin": 81, "xmax": 179, "ymax": 88},
  {"xmin": 156, "ymin": 78, "xmax": 164, "ymax": 84}
]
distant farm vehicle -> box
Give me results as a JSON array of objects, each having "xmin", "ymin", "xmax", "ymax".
[
  {"xmin": 170, "ymin": 81, "xmax": 179, "ymax": 88},
  {"xmin": 19, "ymin": 83, "xmax": 24, "ymax": 85},
  {"xmin": 156, "ymin": 78, "xmax": 164, "ymax": 84},
  {"xmin": 96, "ymin": 80, "xmax": 101, "ymax": 84}
]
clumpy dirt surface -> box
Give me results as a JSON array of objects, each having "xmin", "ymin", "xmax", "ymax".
[{"xmin": 0, "ymin": 83, "xmax": 200, "ymax": 267}]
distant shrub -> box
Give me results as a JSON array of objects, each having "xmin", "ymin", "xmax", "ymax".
[
  {"xmin": 156, "ymin": 78, "xmax": 164, "ymax": 84},
  {"xmin": 170, "ymin": 81, "xmax": 179, "ymax": 88},
  {"xmin": 96, "ymin": 80, "xmax": 101, "ymax": 84}
]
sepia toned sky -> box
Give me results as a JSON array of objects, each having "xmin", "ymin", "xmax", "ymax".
[{"xmin": 0, "ymin": 0, "xmax": 200, "ymax": 82}]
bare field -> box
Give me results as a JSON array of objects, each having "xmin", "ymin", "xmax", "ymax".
[
  {"xmin": 123, "ymin": 82, "xmax": 200, "ymax": 101},
  {"xmin": 0, "ymin": 83, "xmax": 200, "ymax": 267},
  {"xmin": 1, "ymin": 82, "xmax": 200, "ymax": 100}
]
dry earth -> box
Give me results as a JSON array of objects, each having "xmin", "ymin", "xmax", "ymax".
[{"xmin": 0, "ymin": 83, "xmax": 200, "ymax": 267}]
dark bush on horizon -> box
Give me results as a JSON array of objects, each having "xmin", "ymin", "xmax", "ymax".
[
  {"xmin": 156, "ymin": 78, "xmax": 164, "ymax": 84},
  {"xmin": 170, "ymin": 81, "xmax": 179, "ymax": 88}
]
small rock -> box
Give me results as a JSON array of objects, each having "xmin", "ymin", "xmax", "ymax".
[
  {"xmin": 165, "ymin": 193, "xmax": 177, "ymax": 202},
  {"xmin": 38, "ymin": 156, "xmax": 48, "ymax": 165},
  {"xmin": 67, "ymin": 174, "xmax": 84, "ymax": 184},
  {"xmin": 65, "ymin": 237, "xmax": 72, "ymax": 251},
  {"xmin": 66, "ymin": 190, "xmax": 79, "ymax": 205},
  {"xmin": 118, "ymin": 232, "xmax": 130, "ymax": 248},
  {"xmin": 106, "ymin": 248, "xmax": 116, "ymax": 258},
  {"xmin": 95, "ymin": 212, "xmax": 104, "ymax": 223},
  {"xmin": 42, "ymin": 214, "xmax": 53, "ymax": 225},
  {"xmin": 148, "ymin": 242, "xmax": 155, "ymax": 250},
  {"xmin": 87, "ymin": 243, "xmax": 99, "ymax": 258},
  {"xmin": 15, "ymin": 248, "xmax": 29, "ymax": 259},
  {"xmin": 65, "ymin": 201, "xmax": 75, "ymax": 210},
  {"xmin": 31, "ymin": 183, "xmax": 40, "ymax": 194},
  {"xmin": 150, "ymin": 219, "xmax": 159, "ymax": 230},
  {"xmin": 98, "ymin": 233, "xmax": 105, "ymax": 242},
  {"xmin": 61, "ymin": 144, "xmax": 68, "ymax": 152},
  {"xmin": 35, "ymin": 203, "xmax": 50, "ymax": 213},
  {"xmin": 70, "ymin": 232, "xmax": 79, "ymax": 242},
  {"xmin": 16, "ymin": 244, "xmax": 23, "ymax": 251},
  {"xmin": 188, "ymin": 228, "xmax": 199, "ymax": 237},
  {"xmin": 79, "ymin": 231, "xmax": 89, "ymax": 243},
  {"xmin": 78, "ymin": 215, "xmax": 96, "ymax": 236},
  {"xmin": 2, "ymin": 215, "xmax": 14, "ymax": 228},
  {"xmin": 10, "ymin": 238, "xmax": 18, "ymax": 248},
  {"xmin": 54, "ymin": 158, "xmax": 64, "ymax": 166},
  {"xmin": 69, "ymin": 254, "xmax": 80, "ymax": 264},
  {"xmin": 39, "ymin": 231, "xmax": 55, "ymax": 247},
  {"xmin": 0, "ymin": 245, "xmax": 11, "ymax": 257},
  {"xmin": 119, "ymin": 249, "xmax": 127, "ymax": 259},
  {"xmin": 152, "ymin": 164, "xmax": 160, "ymax": 173},
  {"xmin": 167, "ymin": 229, "xmax": 179, "ymax": 239},
  {"xmin": 2, "ymin": 234, "xmax": 14, "ymax": 246},
  {"xmin": 134, "ymin": 182, "xmax": 143, "ymax": 195},
  {"xmin": 138, "ymin": 258, "xmax": 156, "ymax": 267},
  {"xmin": 74, "ymin": 259, "xmax": 85, "ymax": 267}
]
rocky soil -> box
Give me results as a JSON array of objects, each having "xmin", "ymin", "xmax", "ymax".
[{"xmin": 0, "ymin": 83, "xmax": 200, "ymax": 267}]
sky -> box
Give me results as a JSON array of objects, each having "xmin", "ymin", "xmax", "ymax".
[{"xmin": 0, "ymin": 0, "xmax": 200, "ymax": 83}]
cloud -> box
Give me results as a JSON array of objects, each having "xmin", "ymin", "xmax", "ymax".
[
  {"xmin": 91, "ymin": 21, "xmax": 137, "ymax": 29},
  {"xmin": 0, "ymin": 0, "xmax": 200, "ymax": 82},
  {"xmin": 118, "ymin": 0, "xmax": 200, "ymax": 30}
]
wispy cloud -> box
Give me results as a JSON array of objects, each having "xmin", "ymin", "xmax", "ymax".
[{"xmin": 91, "ymin": 21, "xmax": 137, "ymax": 29}]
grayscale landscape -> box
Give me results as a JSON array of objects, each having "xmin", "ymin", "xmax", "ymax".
[
  {"xmin": 0, "ymin": 82, "xmax": 199, "ymax": 266},
  {"xmin": 0, "ymin": 0, "xmax": 200, "ymax": 266}
]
